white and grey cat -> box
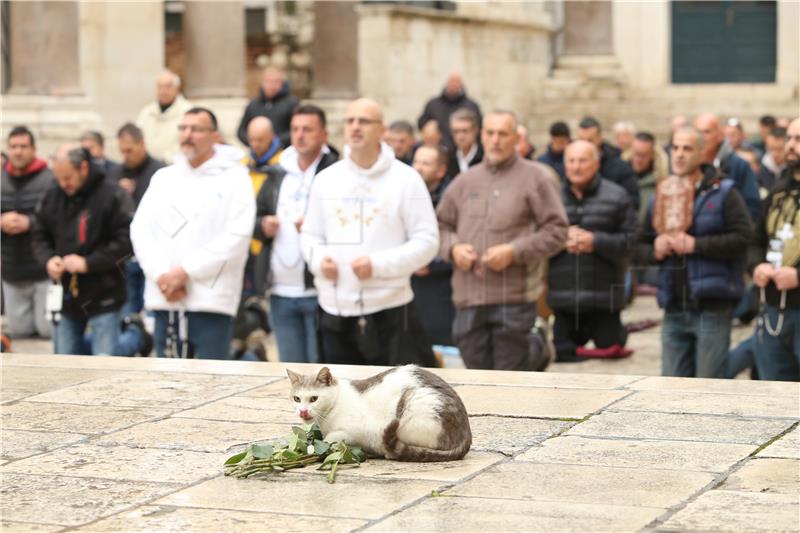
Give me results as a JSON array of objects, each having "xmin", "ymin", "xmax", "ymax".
[{"xmin": 287, "ymin": 365, "xmax": 472, "ymax": 462}]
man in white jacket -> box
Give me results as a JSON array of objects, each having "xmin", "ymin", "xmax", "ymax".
[
  {"xmin": 301, "ymin": 98, "xmax": 439, "ymax": 366},
  {"xmin": 131, "ymin": 107, "xmax": 255, "ymax": 358},
  {"xmin": 135, "ymin": 70, "xmax": 193, "ymax": 164}
]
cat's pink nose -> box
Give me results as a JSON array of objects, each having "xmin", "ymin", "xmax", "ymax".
[{"xmin": 299, "ymin": 409, "xmax": 311, "ymax": 419}]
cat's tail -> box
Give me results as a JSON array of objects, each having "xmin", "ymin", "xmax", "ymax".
[{"xmin": 382, "ymin": 419, "xmax": 471, "ymax": 462}]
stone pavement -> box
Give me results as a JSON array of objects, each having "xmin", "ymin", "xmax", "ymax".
[{"xmin": 2, "ymin": 353, "xmax": 798, "ymax": 532}]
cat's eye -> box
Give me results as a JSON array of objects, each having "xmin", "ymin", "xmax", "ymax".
[
  {"xmin": 292, "ymin": 396, "xmax": 300, "ymax": 403},
  {"xmin": 309, "ymin": 396, "xmax": 318, "ymax": 403}
]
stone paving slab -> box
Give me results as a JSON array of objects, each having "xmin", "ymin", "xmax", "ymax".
[
  {"xmin": 719, "ymin": 457, "xmax": 800, "ymax": 495},
  {"xmin": 1, "ymin": 366, "xmax": 118, "ymax": 403},
  {"xmin": 567, "ymin": 410, "xmax": 796, "ymax": 445},
  {"xmin": 83, "ymin": 505, "xmax": 368, "ymax": 532},
  {"xmin": 659, "ymin": 490, "xmax": 800, "ymax": 532},
  {"xmin": 468, "ymin": 416, "xmax": 573, "ymax": 455},
  {"xmin": 628, "ymin": 376, "xmax": 800, "ymax": 397},
  {"xmin": 3, "ymin": 445, "xmax": 226, "ymax": 484},
  {"xmin": 1, "ymin": 401, "xmax": 173, "ymax": 434},
  {"xmin": 0, "ymin": 473, "xmax": 180, "ymax": 526},
  {"xmin": 516, "ymin": 435, "xmax": 755, "ymax": 473},
  {"xmin": 1, "ymin": 429, "xmax": 87, "ymax": 461},
  {"xmin": 758, "ymin": 427, "xmax": 800, "ymax": 459},
  {"xmin": 173, "ymin": 395, "xmax": 296, "ymax": 425},
  {"xmin": 1, "ymin": 521, "xmax": 65, "ymax": 532},
  {"xmin": 157, "ymin": 474, "xmax": 442, "ymax": 520},
  {"xmin": 94, "ymin": 418, "xmax": 288, "ymax": 453},
  {"xmin": 454, "ymin": 385, "xmax": 629, "ymax": 418},
  {"xmin": 365, "ymin": 496, "xmax": 666, "ymax": 532},
  {"xmin": 449, "ymin": 461, "xmax": 716, "ymax": 508},
  {"xmin": 611, "ymin": 390, "xmax": 800, "ymax": 418}
]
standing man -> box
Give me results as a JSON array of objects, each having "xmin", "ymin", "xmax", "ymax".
[
  {"xmin": 418, "ymin": 71, "xmax": 482, "ymax": 149},
  {"xmin": 694, "ymin": 112, "xmax": 761, "ymax": 220},
  {"xmin": 1, "ymin": 126, "xmax": 55, "ymax": 339},
  {"xmin": 80, "ymin": 131, "xmax": 121, "ymax": 178},
  {"xmin": 758, "ymin": 127, "xmax": 787, "ymax": 191},
  {"xmin": 437, "ymin": 110, "xmax": 568, "ymax": 370},
  {"xmin": 548, "ymin": 141, "xmax": 635, "ymax": 361},
  {"xmin": 136, "ymin": 70, "xmax": 193, "ymax": 163},
  {"xmin": 107, "ymin": 122, "xmax": 165, "ymax": 316},
  {"xmin": 538, "ymin": 121, "xmax": 571, "ymax": 181},
  {"xmin": 301, "ymin": 98, "xmax": 439, "ymax": 367},
  {"xmin": 386, "ymin": 120, "xmax": 416, "ymax": 166},
  {"xmin": 640, "ymin": 126, "xmax": 752, "ymax": 378},
  {"xmin": 750, "ymin": 118, "xmax": 800, "ymax": 381},
  {"xmin": 237, "ymin": 66, "xmax": 299, "ymax": 148},
  {"xmin": 131, "ymin": 108, "xmax": 255, "ymax": 359},
  {"xmin": 622, "ymin": 132, "xmax": 669, "ymax": 224},
  {"xmin": 254, "ymin": 104, "xmax": 338, "ymax": 363},
  {"xmin": 32, "ymin": 145, "xmax": 134, "ymax": 355},
  {"xmin": 411, "ymin": 144, "xmax": 455, "ymax": 346},
  {"xmin": 447, "ymin": 108, "xmax": 483, "ymax": 179}
]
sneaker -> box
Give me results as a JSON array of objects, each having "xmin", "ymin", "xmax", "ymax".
[{"xmin": 121, "ymin": 314, "xmax": 153, "ymax": 357}]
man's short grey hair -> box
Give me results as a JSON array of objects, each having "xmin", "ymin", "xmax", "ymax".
[
  {"xmin": 613, "ymin": 121, "xmax": 636, "ymax": 134},
  {"xmin": 160, "ymin": 69, "xmax": 181, "ymax": 88},
  {"xmin": 674, "ymin": 125, "xmax": 705, "ymax": 152},
  {"xmin": 79, "ymin": 130, "xmax": 104, "ymax": 147},
  {"xmin": 450, "ymin": 108, "xmax": 479, "ymax": 129},
  {"xmin": 389, "ymin": 120, "xmax": 414, "ymax": 136},
  {"xmin": 484, "ymin": 109, "xmax": 518, "ymax": 130}
]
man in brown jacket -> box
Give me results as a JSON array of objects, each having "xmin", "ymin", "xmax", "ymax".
[{"xmin": 437, "ymin": 110, "xmax": 568, "ymax": 370}]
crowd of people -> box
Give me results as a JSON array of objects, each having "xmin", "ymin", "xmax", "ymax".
[{"xmin": 2, "ymin": 66, "xmax": 799, "ymax": 382}]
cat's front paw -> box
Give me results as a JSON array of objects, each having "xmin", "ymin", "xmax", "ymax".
[{"xmin": 324, "ymin": 430, "xmax": 350, "ymax": 444}]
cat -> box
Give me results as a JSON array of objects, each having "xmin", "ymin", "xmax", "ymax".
[{"xmin": 286, "ymin": 365, "xmax": 472, "ymax": 462}]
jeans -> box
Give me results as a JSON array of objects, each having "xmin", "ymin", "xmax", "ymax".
[
  {"xmin": 55, "ymin": 309, "xmax": 121, "ymax": 355},
  {"xmin": 2, "ymin": 279, "xmax": 53, "ymax": 338},
  {"xmin": 753, "ymin": 306, "xmax": 800, "ymax": 381},
  {"xmin": 153, "ymin": 310, "xmax": 233, "ymax": 359},
  {"xmin": 661, "ymin": 307, "xmax": 732, "ymax": 378},
  {"xmin": 122, "ymin": 259, "xmax": 145, "ymax": 316},
  {"xmin": 269, "ymin": 294, "xmax": 318, "ymax": 363},
  {"xmin": 727, "ymin": 334, "xmax": 756, "ymax": 378}
]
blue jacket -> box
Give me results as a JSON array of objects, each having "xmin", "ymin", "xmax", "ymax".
[
  {"xmin": 537, "ymin": 145, "xmax": 565, "ymax": 181},
  {"xmin": 717, "ymin": 148, "xmax": 761, "ymax": 221}
]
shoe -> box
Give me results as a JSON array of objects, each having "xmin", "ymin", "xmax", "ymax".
[
  {"xmin": 533, "ymin": 316, "xmax": 554, "ymax": 371},
  {"xmin": 121, "ymin": 314, "xmax": 153, "ymax": 357}
]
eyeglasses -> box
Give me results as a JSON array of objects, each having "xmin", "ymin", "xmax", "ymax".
[
  {"xmin": 177, "ymin": 125, "xmax": 215, "ymax": 133},
  {"xmin": 345, "ymin": 117, "xmax": 381, "ymax": 126}
]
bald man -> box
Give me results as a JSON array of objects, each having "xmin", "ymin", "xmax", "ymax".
[
  {"xmin": 418, "ymin": 70, "xmax": 482, "ymax": 149},
  {"xmin": 301, "ymin": 98, "xmax": 439, "ymax": 367},
  {"xmin": 694, "ymin": 112, "xmax": 760, "ymax": 219},
  {"xmin": 237, "ymin": 66, "xmax": 299, "ymax": 148},
  {"xmin": 136, "ymin": 70, "xmax": 193, "ymax": 163},
  {"xmin": 547, "ymin": 140, "xmax": 635, "ymax": 361}
]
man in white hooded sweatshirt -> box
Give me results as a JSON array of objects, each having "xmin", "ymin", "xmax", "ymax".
[
  {"xmin": 301, "ymin": 98, "xmax": 439, "ymax": 366},
  {"xmin": 131, "ymin": 107, "xmax": 255, "ymax": 358}
]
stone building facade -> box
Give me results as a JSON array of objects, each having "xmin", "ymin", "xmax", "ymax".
[{"xmin": 1, "ymin": 1, "xmax": 798, "ymax": 157}]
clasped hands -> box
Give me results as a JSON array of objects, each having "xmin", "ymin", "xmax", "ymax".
[
  {"xmin": 157, "ymin": 266, "xmax": 189, "ymax": 302},
  {"xmin": 654, "ymin": 232, "xmax": 695, "ymax": 261},
  {"xmin": 451, "ymin": 243, "xmax": 514, "ymax": 275},
  {"xmin": 565, "ymin": 225, "xmax": 595, "ymax": 255},
  {"xmin": 753, "ymin": 263, "xmax": 799, "ymax": 291},
  {"xmin": 46, "ymin": 254, "xmax": 88, "ymax": 281}
]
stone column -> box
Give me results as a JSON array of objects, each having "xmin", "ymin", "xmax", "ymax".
[
  {"xmin": 312, "ymin": 2, "xmax": 358, "ymax": 98},
  {"xmin": 183, "ymin": 1, "xmax": 246, "ymax": 98},
  {"xmin": 8, "ymin": 1, "xmax": 81, "ymax": 95},
  {"xmin": 563, "ymin": 1, "xmax": 613, "ymax": 55}
]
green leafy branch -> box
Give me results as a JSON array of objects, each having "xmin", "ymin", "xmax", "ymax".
[{"xmin": 223, "ymin": 423, "xmax": 366, "ymax": 484}]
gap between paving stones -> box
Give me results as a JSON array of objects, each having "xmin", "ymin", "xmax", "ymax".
[
  {"xmin": 749, "ymin": 421, "xmax": 800, "ymax": 456},
  {"xmin": 640, "ymin": 421, "xmax": 800, "ymax": 530},
  {"xmin": 602, "ymin": 407, "xmax": 799, "ymax": 422}
]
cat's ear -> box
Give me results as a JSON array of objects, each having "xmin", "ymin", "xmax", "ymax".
[
  {"xmin": 286, "ymin": 368, "xmax": 302, "ymax": 385},
  {"xmin": 315, "ymin": 366, "xmax": 336, "ymax": 387}
]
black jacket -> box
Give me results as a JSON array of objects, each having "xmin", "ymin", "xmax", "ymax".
[
  {"xmin": 446, "ymin": 144, "xmax": 483, "ymax": 181},
  {"xmin": 106, "ymin": 154, "xmax": 164, "ymax": 208},
  {"xmin": 1, "ymin": 160, "xmax": 55, "ymax": 282},
  {"xmin": 599, "ymin": 142, "xmax": 640, "ymax": 212},
  {"xmin": 537, "ymin": 145, "xmax": 566, "ymax": 181},
  {"xmin": 548, "ymin": 175, "xmax": 635, "ymax": 312},
  {"xmin": 32, "ymin": 164, "xmax": 135, "ymax": 318},
  {"xmin": 417, "ymin": 89, "xmax": 482, "ymax": 149},
  {"xmin": 749, "ymin": 170, "xmax": 800, "ymax": 309},
  {"xmin": 237, "ymin": 82, "xmax": 299, "ymax": 148},
  {"xmin": 253, "ymin": 150, "xmax": 339, "ymax": 295}
]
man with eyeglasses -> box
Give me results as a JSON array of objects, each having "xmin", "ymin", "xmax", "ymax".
[
  {"xmin": 131, "ymin": 107, "xmax": 255, "ymax": 359},
  {"xmin": 301, "ymin": 98, "xmax": 439, "ymax": 367}
]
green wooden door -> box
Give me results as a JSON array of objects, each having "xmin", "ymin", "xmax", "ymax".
[{"xmin": 672, "ymin": 1, "xmax": 776, "ymax": 83}]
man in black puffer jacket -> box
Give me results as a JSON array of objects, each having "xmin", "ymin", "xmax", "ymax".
[
  {"xmin": 237, "ymin": 67, "xmax": 299, "ymax": 148},
  {"xmin": 417, "ymin": 71, "xmax": 482, "ymax": 150},
  {"xmin": 547, "ymin": 140, "xmax": 635, "ymax": 362},
  {"xmin": 32, "ymin": 145, "xmax": 134, "ymax": 355},
  {"xmin": 1, "ymin": 126, "xmax": 55, "ymax": 339}
]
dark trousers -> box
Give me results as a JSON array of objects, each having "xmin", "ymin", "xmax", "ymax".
[
  {"xmin": 318, "ymin": 302, "xmax": 437, "ymax": 367},
  {"xmin": 553, "ymin": 309, "xmax": 627, "ymax": 361},
  {"xmin": 452, "ymin": 303, "xmax": 536, "ymax": 370},
  {"xmin": 153, "ymin": 310, "xmax": 233, "ymax": 359}
]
